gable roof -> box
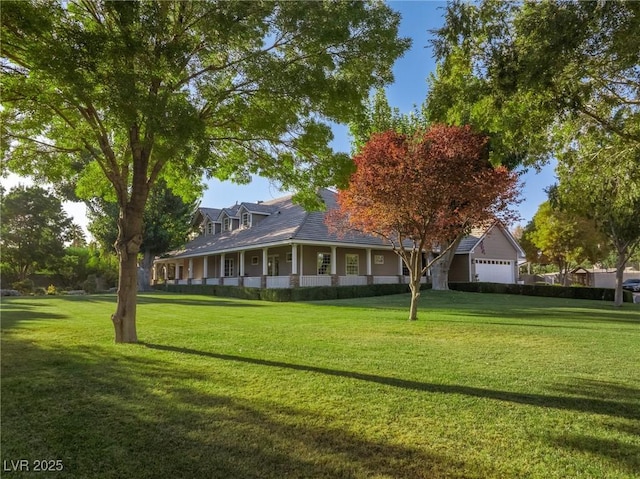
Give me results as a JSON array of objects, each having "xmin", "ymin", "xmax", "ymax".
[
  {"xmin": 457, "ymin": 222, "xmax": 525, "ymax": 258},
  {"xmin": 164, "ymin": 189, "xmax": 389, "ymax": 259},
  {"xmin": 191, "ymin": 207, "xmax": 223, "ymax": 228},
  {"xmin": 164, "ymin": 189, "xmax": 524, "ymax": 260}
]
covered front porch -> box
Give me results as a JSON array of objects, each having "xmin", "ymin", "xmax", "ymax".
[{"xmin": 153, "ymin": 242, "xmax": 428, "ymax": 289}]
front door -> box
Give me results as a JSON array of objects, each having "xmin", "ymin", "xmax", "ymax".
[{"xmin": 268, "ymin": 255, "xmax": 279, "ymax": 276}]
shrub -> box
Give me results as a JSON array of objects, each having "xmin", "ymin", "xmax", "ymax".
[
  {"xmin": 449, "ymin": 282, "xmax": 634, "ymax": 303},
  {"xmin": 11, "ymin": 279, "xmax": 34, "ymax": 295},
  {"xmin": 46, "ymin": 284, "xmax": 58, "ymax": 295}
]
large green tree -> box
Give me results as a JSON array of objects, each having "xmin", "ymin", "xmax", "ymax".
[
  {"xmin": 88, "ymin": 179, "xmax": 197, "ymax": 290},
  {"xmin": 523, "ymin": 201, "xmax": 609, "ymax": 286},
  {"xmin": 1, "ymin": 0, "xmax": 409, "ymax": 342},
  {"xmin": 428, "ymin": 0, "xmax": 640, "ymax": 159},
  {"xmin": 555, "ymin": 130, "xmax": 640, "ymax": 305},
  {"xmin": 0, "ymin": 185, "xmax": 73, "ymax": 281}
]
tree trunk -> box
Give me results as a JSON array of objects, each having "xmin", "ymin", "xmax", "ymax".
[
  {"xmin": 408, "ymin": 279, "xmax": 420, "ymax": 321},
  {"xmin": 407, "ymin": 249, "xmax": 422, "ymax": 320},
  {"xmin": 430, "ymin": 256, "xmax": 449, "ymax": 290},
  {"xmin": 431, "ymin": 235, "xmax": 463, "ymax": 290},
  {"xmin": 139, "ymin": 250, "xmax": 154, "ymax": 292},
  {"xmin": 614, "ymin": 251, "xmax": 625, "ymax": 307},
  {"xmin": 112, "ymin": 204, "xmax": 145, "ymax": 343}
]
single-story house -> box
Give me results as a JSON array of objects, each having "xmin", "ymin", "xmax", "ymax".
[
  {"xmin": 153, "ymin": 189, "xmax": 525, "ymax": 289},
  {"xmin": 570, "ymin": 267, "xmax": 640, "ymax": 289}
]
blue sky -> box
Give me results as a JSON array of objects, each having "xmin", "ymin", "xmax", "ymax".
[{"xmin": 201, "ymin": 1, "xmax": 557, "ymax": 228}]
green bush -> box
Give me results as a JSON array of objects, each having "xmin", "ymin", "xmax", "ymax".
[
  {"xmin": 158, "ymin": 281, "xmax": 415, "ymax": 302},
  {"xmin": 82, "ymin": 274, "xmax": 98, "ymax": 294},
  {"xmin": 449, "ymin": 282, "xmax": 634, "ymax": 303},
  {"xmin": 11, "ymin": 279, "xmax": 34, "ymax": 295}
]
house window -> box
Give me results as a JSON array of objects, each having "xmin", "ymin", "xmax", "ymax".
[
  {"xmin": 242, "ymin": 213, "xmax": 251, "ymax": 228},
  {"xmin": 317, "ymin": 253, "xmax": 331, "ymax": 275},
  {"xmin": 224, "ymin": 258, "xmax": 234, "ymax": 277},
  {"xmin": 345, "ymin": 254, "xmax": 359, "ymax": 275},
  {"xmin": 286, "ymin": 252, "xmax": 292, "ymax": 263},
  {"xmin": 374, "ymin": 254, "xmax": 384, "ymax": 265},
  {"xmin": 223, "ymin": 217, "xmax": 231, "ymax": 231},
  {"xmin": 207, "ymin": 222, "xmax": 214, "ymax": 235},
  {"xmin": 251, "ymin": 256, "xmax": 259, "ymax": 265}
]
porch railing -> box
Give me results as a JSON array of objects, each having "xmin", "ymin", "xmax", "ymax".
[
  {"xmin": 300, "ymin": 275, "xmax": 332, "ymax": 287},
  {"xmin": 339, "ymin": 276, "xmax": 367, "ymax": 286},
  {"xmin": 244, "ymin": 277, "xmax": 262, "ymax": 288},
  {"xmin": 266, "ymin": 276, "xmax": 290, "ymax": 289},
  {"xmin": 373, "ymin": 276, "xmax": 399, "ymax": 284}
]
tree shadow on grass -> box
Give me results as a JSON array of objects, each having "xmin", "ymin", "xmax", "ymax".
[
  {"xmin": 545, "ymin": 378, "xmax": 640, "ymax": 474},
  {"xmin": 50, "ymin": 293, "xmax": 264, "ymax": 308},
  {"xmin": 140, "ymin": 343, "xmax": 640, "ymax": 421},
  {"xmin": 0, "ymin": 302, "xmax": 68, "ymax": 329},
  {"xmin": 1, "ymin": 338, "xmax": 472, "ymax": 479}
]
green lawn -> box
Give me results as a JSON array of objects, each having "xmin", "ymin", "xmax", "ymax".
[{"xmin": 1, "ymin": 291, "xmax": 639, "ymax": 478}]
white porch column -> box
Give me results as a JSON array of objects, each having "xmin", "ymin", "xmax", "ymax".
[
  {"xmin": 188, "ymin": 258, "xmax": 193, "ymax": 279},
  {"xmin": 299, "ymin": 245, "xmax": 304, "ymax": 275},
  {"xmin": 163, "ymin": 264, "xmax": 168, "ymax": 280},
  {"xmin": 203, "ymin": 256, "xmax": 208, "ymax": 278},
  {"xmin": 331, "ymin": 246, "xmax": 337, "ymax": 275},
  {"xmin": 291, "ymin": 244, "xmax": 298, "ymax": 274},
  {"xmin": 239, "ymin": 251, "xmax": 245, "ymax": 277},
  {"xmin": 220, "ymin": 253, "xmax": 225, "ymax": 277},
  {"xmin": 366, "ymin": 248, "xmax": 372, "ymax": 275},
  {"xmin": 398, "ymin": 255, "xmax": 404, "ymax": 275},
  {"xmin": 262, "ymin": 248, "xmax": 269, "ymax": 276}
]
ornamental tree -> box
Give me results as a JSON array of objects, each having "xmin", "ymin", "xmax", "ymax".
[
  {"xmin": 1, "ymin": 0, "xmax": 409, "ymax": 342},
  {"xmin": 328, "ymin": 125, "xmax": 519, "ymax": 320}
]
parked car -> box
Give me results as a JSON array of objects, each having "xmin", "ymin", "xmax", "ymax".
[{"xmin": 622, "ymin": 279, "xmax": 640, "ymax": 292}]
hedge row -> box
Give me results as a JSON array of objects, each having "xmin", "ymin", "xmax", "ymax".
[
  {"xmin": 157, "ymin": 282, "xmax": 425, "ymax": 302},
  {"xmin": 156, "ymin": 281, "xmax": 633, "ymax": 303},
  {"xmin": 448, "ymin": 282, "xmax": 634, "ymax": 303}
]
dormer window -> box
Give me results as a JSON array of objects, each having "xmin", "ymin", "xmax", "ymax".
[
  {"xmin": 207, "ymin": 222, "xmax": 214, "ymax": 235},
  {"xmin": 242, "ymin": 212, "xmax": 251, "ymax": 228},
  {"xmin": 223, "ymin": 217, "xmax": 232, "ymax": 231}
]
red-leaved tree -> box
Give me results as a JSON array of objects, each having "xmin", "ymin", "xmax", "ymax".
[{"xmin": 327, "ymin": 125, "xmax": 519, "ymax": 320}]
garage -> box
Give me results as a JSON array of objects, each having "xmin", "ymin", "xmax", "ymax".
[{"xmin": 474, "ymin": 259, "xmax": 515, "ymax": 284}]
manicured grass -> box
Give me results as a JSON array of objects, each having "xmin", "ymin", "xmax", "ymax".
[{"xmin": 1, "ymin": 291, "xmax": 639, "ymax": 478}]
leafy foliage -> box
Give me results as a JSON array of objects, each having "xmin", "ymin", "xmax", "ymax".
[
  {"xmin": 555, "ymin": 129, "xmax": 640, "ymax": 304},
  {"xmin": 328, "ymin": 125, "xmax": 519, "ymax": 319},
  {"xmin": 1, "ymin": 0, "xmax": 410, "ymax": 341},
  {"xmin": 0, "ymin": 185, "xmax": 73, "ymax": 280},
  {"xmin": 427, "ymin": 0, "xmax": 640, "ymax": 167},
  {"xmin": 523, "ymin": 202, "xmax": 609, "ymax": 285}
]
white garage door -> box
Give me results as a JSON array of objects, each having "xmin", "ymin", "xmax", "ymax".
[{"xmin": 475, "ymin": 259, "xmax": 514, "ymax": 284}]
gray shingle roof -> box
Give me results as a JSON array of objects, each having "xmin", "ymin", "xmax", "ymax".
[
  {"xmin": 164, "ymin": 189, "xmax": 389, "ymax": 259},
  {"xmin": 164, "ymin": 189, "xmax": 508, "ymax": 259}
]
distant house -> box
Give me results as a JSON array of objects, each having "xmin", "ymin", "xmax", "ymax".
[
  {"xmin": 153, "ymin": 189, "xmax": 524, "ymax": 289},
  {"xmin": 570, "ymin": 267, "xmax": 640, "ymax": 289}
]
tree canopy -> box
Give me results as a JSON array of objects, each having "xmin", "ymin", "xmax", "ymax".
[
  {"xmin": 1, "ymin": 0, "xmax": 410, "ymax": 342},
  {"xmin": 328, "ymin": 125, "xmax": 518, "ymax": 320},
  {"xmin": 1, "ymin": 185, "xmax": 73, "ymax": 281},
  {"xmin": 523, "ymin": 201, "xmax": 609, "ymax": 286},
  {"xmin": 427, "ymin": 0, "xmax": 640, "ymax": 167}
]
